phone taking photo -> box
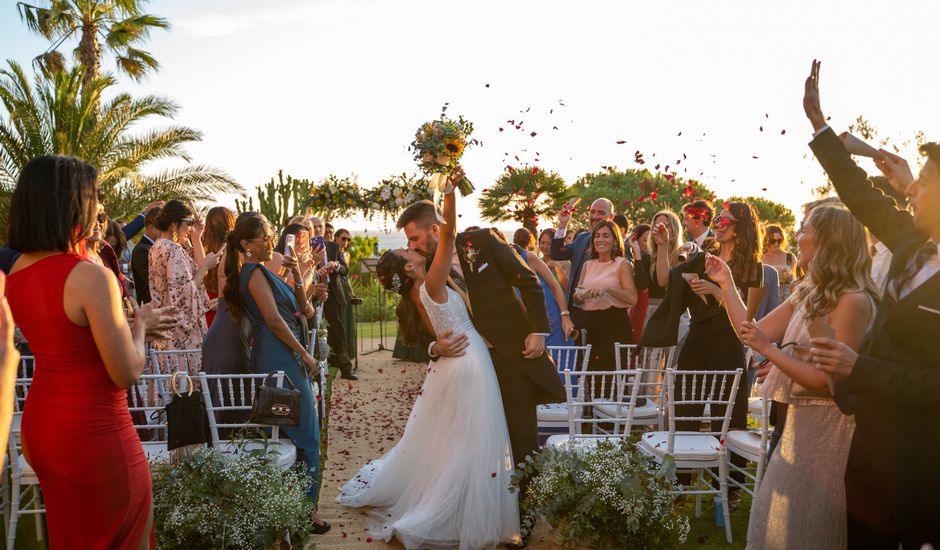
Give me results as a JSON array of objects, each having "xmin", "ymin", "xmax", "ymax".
[
  {"xmin": 311, "ymin": 236, "xmax": 325, "ymax": 250},
  {"xmin": 285, "ymin": 234, "xmax": 296, "ymax": 258}
]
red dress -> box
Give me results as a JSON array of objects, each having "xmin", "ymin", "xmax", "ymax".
[{"xmin": 7, "ymin": 254, "xmax": 154, "ymax": 549}]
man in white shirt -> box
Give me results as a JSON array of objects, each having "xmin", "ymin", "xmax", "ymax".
[{"xmin": 681, "ymin": 199, "xmax": 715, "ymax": 249}]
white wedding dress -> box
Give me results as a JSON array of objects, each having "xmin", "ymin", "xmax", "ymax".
[{"xmin": 337, "ymin": 284, "xmax": 520, "ymax": 549}]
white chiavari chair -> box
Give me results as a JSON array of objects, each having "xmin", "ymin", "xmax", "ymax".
[{"xmin": 536, "ymin": 345, "xmax": 591, "ymax": 441}]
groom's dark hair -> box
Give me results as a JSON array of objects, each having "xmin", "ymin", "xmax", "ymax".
[{"xmin": 397, "ymin": 200, "xmax": 441, "ymax": 230}]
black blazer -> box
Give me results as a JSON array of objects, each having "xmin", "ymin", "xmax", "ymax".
[
  {"xmin": 323, "ymin": 240, "xmax": 348, "ymax": 309},
  {"xmin": 811, "ymin": 128, "xmax": 940, "ymax": 482},
  {"xmin": 456, "ymin": 228, "xmax": 564, "ymax": 404},
  {"xmin": 131, "ymin": 236, "xmax": 154, "ymax": 304}
]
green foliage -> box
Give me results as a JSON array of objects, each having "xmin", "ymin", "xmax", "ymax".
[
  {"xmin": 305, "ymin": 174, "xmax": 362, "ymax": 223},
  {"xmin": 235, "ymin": 170, "xmax": 313, "ymax": 227},
  {"xmin": 570, "ymin": 168, "xmax": 715, "ymax": 229},
  {"xmin": 151, "ymin": 446, "xmax": 313, "ymax": 549},
  {"xmin": 511, "ymin": 440, "xmax": 689, "ymax": 548},
  {"xmin": 17, "ymin": 0, "xmax": 170, "ymax": 84},
  {"xmin": 350, "ymin": 275, "xmax": 398, "ymax": 322},
  {"xmin": 345, "ymin": 234, "xmax": 379, "ymax": 275},
  {"xmin": 477, "ymin": 166, "xmax": 569, "ymax": 234},
  {"xmin": 724, "ymin": 195, "xmax": 795, "ymax": 232},
  {"xmin": 0, "ymin": 61, "xmax": 242, "ymax": 228}
]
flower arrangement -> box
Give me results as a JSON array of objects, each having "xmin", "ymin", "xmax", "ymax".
[
  {"xmin": 306, "ymin": 174, "xmax": 363, "ymax": 222},
  {"xmin": 410, "ymin": 103, "xmax": 475, "ymax": 195},
  {"xmin": 151, "ymin": 446, "xmax": 314, "ymax": 549},
  {"xmin": 362, "ymin": 172, "xmax": 433, "ymax": 227},
  {"xmin": 511, "ymin": 440, "xmax": 689, "ymax": 549}
]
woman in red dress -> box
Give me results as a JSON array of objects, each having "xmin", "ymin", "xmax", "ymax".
[
  {"xmin": 5, "ymin": 155, "xmax": 175, "ymax": 549},
  {"xmin": 199, "ymin": 206, "xmax": 235, "ymax": 328}
]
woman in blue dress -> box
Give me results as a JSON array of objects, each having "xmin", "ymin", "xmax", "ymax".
[
  {"xmin": 512, "ymin": 228, "xmax": 574, "ymax": 346},
  {"xmin": 222, "ymin": 212, "xmax": 331, "ymax": 534}
]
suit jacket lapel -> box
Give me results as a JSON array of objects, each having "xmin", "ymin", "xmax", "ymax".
[{"xmin": 889, "ymin": 270, "xmax": 940, "ymax": 322}]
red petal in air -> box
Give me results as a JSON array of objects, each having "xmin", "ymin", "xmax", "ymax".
[{"xmin": 531, "ymin": 167, "xmax": 539, "ymax": 174}]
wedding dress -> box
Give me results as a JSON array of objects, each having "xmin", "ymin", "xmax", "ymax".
[{"xmin": 337, "ymin": 284, "xmax": 520, "ymax": 549}]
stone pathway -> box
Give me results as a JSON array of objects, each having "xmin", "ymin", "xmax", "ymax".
[{"xmin": 315, "ymin": 350, "xmax": 559, "ymax": 549}]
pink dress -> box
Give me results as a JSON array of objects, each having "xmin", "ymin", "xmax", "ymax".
[{"xmin": 148, "ymin": 238, "xmax": 209, "ymax": 355}]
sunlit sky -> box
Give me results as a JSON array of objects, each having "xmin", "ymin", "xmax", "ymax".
[{"xmin": 2, "ymin": 0, "xmax": 939, "ymax": 231}]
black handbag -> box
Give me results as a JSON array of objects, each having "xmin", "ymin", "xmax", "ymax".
[
  {"xmin": 249, "ymin": 372, "xmax": 301, "ymax": 427},
  {"xmin": 166, "ymin": 372, "xmax": 212, "ymax": 451}
]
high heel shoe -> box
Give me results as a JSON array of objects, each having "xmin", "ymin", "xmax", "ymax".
[{"xmin": 312, "ymin": 520, "xmax": 331, "ymax": 535}]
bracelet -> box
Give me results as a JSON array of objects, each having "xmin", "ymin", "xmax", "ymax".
[{"xmin": 560, "ymin": 311, "xmax": 570, "ymax": 317}]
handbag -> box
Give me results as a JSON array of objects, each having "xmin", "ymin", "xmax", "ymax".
[
  {"xmin": 249, "ymin": 372, "xmax": 302, "ymax": 427},
  {"xmin": 165, "ymin": 371, "xmax": 212, "ymax": 452}
]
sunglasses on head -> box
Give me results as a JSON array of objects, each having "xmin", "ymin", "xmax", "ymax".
[
  {"xmin": 96, "ymin": 212, "xmax": 107, "ymax": 224},
  {"xmin": 180, "ymin": 217, "xmax": 195, "ymax": 225},
  {"xmin": 713, "ymin": 216, "xmax": 737, "ymax": 229}
]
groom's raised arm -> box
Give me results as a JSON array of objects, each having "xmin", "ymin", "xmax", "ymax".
[{"xmin": 486, "ymin": 229, "xmax": 551, "ymax": 335}]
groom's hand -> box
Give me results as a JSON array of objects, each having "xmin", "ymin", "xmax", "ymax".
[
  {"xmin": 433, "ymin": 330, "xmax": 469, "ymax": 358},
  {"xmin": 522, "ymin": 333, "xmax": 545, "ymax": 359}
]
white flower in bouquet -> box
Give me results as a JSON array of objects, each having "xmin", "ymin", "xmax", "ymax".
[{"xmin": 380, "ymin": 187, "xmax": 392, "ymax": 200}]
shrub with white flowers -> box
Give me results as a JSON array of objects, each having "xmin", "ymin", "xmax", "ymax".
[
  {"xmin": 151, "ymin": 446, "xmax": 314, "ymax": 549},
  {"xmin": 511, "ymin": 440, "xmax": 689, "ymax": 549}
]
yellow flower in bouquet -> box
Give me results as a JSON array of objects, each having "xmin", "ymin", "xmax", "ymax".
[{"xmin": 410, "ymin": 103, "xmax": 474, "ymax": 196}]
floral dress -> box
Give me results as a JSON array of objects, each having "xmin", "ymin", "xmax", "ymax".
[{"xmin": 148, "ymin": 238, "xmax": 209, "ymax": 355}]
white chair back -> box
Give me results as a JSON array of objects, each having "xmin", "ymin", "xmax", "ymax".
[
  {"xmin": 199, "ymin": 372, "xmax": 284, "ymax": 445},
  {"xmin": 149, "ymin": 348, "xmax": 202, "ymax": 376},
  {"xmin": 560, "ymin": 367, "xmax": 639, "ymax": 441},
  {"xmin": 665, "ymin": 368, "xmax": 743, "ymax": 451},
  {"xmin": 547, "ymin": 344, "xmax": 591, "ymax": 396}
]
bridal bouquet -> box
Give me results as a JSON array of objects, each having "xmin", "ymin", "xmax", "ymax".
[{"xmin": 410, "ymin": 104, "xmax": 475, "ymax": 197}]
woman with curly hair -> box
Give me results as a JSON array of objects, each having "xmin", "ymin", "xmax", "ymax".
[{"xmin": 706, "ymin": 205, "xmax": 878, "ymax": 549}]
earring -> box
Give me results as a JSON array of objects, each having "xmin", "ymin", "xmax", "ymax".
[
  {"xmin": 245, "ymin": 250, "xmax": 253, "ymax": 259},
  {"xmin": 172, "ymin": 231, "xmax": 178, "ymax": 242}
]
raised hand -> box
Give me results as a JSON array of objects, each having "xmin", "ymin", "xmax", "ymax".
[
  {"xmin": 447, "ymin": 165, "xmax": 466, "ymax": 193},
  {"xmin": 740, "ymin": 320, "xmax": 772, "ymax": 354},
  {"xmin": 875, "ymin": 149, "xmax": 915, "ymax": 191},
  {"xmin": 557, "ymin": 197, "xmax": 580, "ymax": 229},
  {"xmin": 651, "ymin": 222, "xmax": 668, "ymax": 246},
  {"xmin": 703, "ymin": 254, "xmax": 733, "ymax": 289},
  {"xmin": 803, "ymin": 59, "xmax": 827, "ymax": 131}
]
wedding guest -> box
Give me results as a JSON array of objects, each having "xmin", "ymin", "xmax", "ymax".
[
  {"xmin": 803, "ymin": 60, "xmax": 940, "ymax": 547},
  {"xmin": 5, "ymin": 154, "xmax": 175, "ymax": 548},
  {"xmin": 682, "ymin": 199, "xmax": 715, "ymax": 248},
  {"xmin": 613, "ymin": 213, "xmax": 630, "ymax": 237},
  {"xmin": 149, "ymin": 200, "xmax": 220, "ymax": 358},
  {"xmin": 131, "ymin": 205, "xmax": 161, "ymax": 304},
  {"xmin": 310, "ymin": 217, "xmax": 355, "ymax": 379},
  {"xmin": 762, "ymin": 224, "xmax": 797, "ymax": 300},
  {"xmin": 643, "ymin": 201, "xmax": 765, "ymax": 505},
  {"xmin": 639, "ymin": 210, "xmax": 683, "ymax": 330},
  {"xmin": 86, "ymin": 206, "xmax": 137, "ymax": 314},
  {"xmin": 105, "ymin": 219, "xmax": 130, "ymax": 268},
  {"xmin": 324, "ymin": 222, "xmax": 334, "ymax": 243},
  {"xmin": 539, "ymin": 228, "xmax": 570, "ymax": 289},
  {"xmin": 514, "ymin": 228, "xmax": 575, "ymax": 347},
  {"xmin": 201, "ymin": 207, "xmax": 235, "ymax": 328},
  {"xmin": 0, "ymin": 272, "xmax": 17, "ymax": 471},
  {"xmin": 222, "ymin": 213, "xmax": 330, "ymax": 534},
  {"xmin": 120, "ymin": 200, "xmax": 165, "ymax": 242},
  {"xmin": 551, "ymin": 198, "xmax": 617, "ymax": 331},
  {"xmin": 334, "ymin": 229, "xmax": 358, "ymax": 364},
  {"xmin": 710, "ymin": 205, "xmax": 877, "ymax": 549},
  {"xmin": 626, "ymin": 224, "xmax": 651, "ymax": 342},
  {"xmin": 573, "ymin": 220, "xmax": 637, "ymax": 374}
]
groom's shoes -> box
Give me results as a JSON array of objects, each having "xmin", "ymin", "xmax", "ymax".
[{"xmin": 339, "ymin": 365, "xmax": 358, "ymax": 381}]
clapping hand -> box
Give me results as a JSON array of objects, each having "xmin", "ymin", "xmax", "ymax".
[{"xmin": 803, "ymin": 59, "xmax": 827, "ymax": 131}]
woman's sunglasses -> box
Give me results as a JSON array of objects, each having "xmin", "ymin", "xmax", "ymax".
[
  {"xmin": 713, "ymin": 216, "xmax": 737, "ymax": 230},
  {"xmin": 96, "ymin": 212, "xmax": 107, "ymax": 224},
  {"xmin": 339, "ymin": 237, "xmax": 351, "ymax": 243}
]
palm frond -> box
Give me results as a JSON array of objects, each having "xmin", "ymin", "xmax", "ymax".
[
  {"xmin": 105, "ymin": 14, "xmax": 170, "ymax": 48},
  {"xmin": 104, "ymin": 164, "xmax": 244, "ymax": 219},
  {"xmin": 17, "ymin": 1, "xmax": 76, "ymax": 40}
]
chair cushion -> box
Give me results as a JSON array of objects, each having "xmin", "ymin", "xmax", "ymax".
[
  {"xmin": 593, "ymin": 398, "xmax": 658, "ymax": 420},
  {"xmin": 726, "ymin": 429, "xmax": 762, "ymax": 456},
  {"xmin": 748, "ymin": 398, "xmax": 762, "ymax": 415},
  {"xmin": 537, "ymin": 403, "xmax": 568, "ymax": 423},
  {"xmin": 638, "ymin": 431, "xmax": 721, "ymax": 461},
  {"xmin": 217, "ymin": 439, "xmax": 297, "ymax": 470}
]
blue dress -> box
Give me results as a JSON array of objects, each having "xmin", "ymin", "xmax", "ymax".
[
  {"xmin": 519, "ymin": 249, "xmax": 571, "ymax": 347},
  {"xmin": 240, "ymin": 263, "xmax": 320, "ymax": 501}
]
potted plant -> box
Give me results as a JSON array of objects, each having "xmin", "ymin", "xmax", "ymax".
[
  {"xmin": 151, "ymin": 446, "xmax": 314, "ymax": 549},
  {"xmin": 511, "ymin": 440, "xmax": 690, "ymax": 549}
]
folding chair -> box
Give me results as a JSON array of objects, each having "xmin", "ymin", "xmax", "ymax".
[
  {"xmin": 5, "ymin": 361, "xmax": 44, "ymax": 550},
  {"xmin": 637, "ymin": 368, "xmax": 744, "ymax": 544},
  {"xmin": 199, "ymin": 372, "xmax": 297, "ymax": 470},
  {"xmin": 126, "ymin": 374, "xmax": 177, "ymax": 463},
  {"xmin": 307, "ymin": 329, "xmax": 328, "ymax": 420},
  {"xmin": 593, "ymin": 344, "xmax": 669, "ymax": 435},
  {"xmin": 536, "ymin": 345, "xmax": 590, "ymax": 441},
  {"xmin": 149, "ymin": 348, "xmax": 202, "ymax": 376},
  {"xmin": 545, "ymin": 367, "xmax": 640, "ymax": 449},
  {"xmin": 727, "ymin": 393, "xmax": 772, "ymax": 522}
]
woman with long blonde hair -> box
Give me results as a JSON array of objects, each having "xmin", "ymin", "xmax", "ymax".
[
  {"xmin": 638, "ymin": 209, "xmax": 682, "ymax": 328},
  {"xmin": 705, "ymin": 204, "xmax": 878, "ymax": 549}
]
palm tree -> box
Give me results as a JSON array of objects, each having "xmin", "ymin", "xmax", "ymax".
[
  {"xmin": 0, "ymin": 61, "xmax": 243, "ymax": 227},
  {"xmin": 16, "ymin": 0, "xmax": 169, "ymax": 89}
]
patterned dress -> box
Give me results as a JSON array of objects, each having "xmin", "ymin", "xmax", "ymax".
[{"xmin": 148, "ymin": 238, "xmax": 209, "ymax": 354}]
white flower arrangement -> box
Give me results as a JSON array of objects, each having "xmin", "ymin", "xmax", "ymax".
[
  {"xmin": 152, "ymin": 446, "xmax": 314, "ymax": 549},
  {"xmin": 512, "ymin": 440, "xmax": 689, "ymax": 549}
]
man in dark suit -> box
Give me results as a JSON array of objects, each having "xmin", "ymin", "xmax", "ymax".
[
  {"xmin": 803, "ymin": 59, "xmax": 940, "ymax": 548},
  {"xmin": 549, "ymin": 197, "xmax": 618, "ymax": 332},
  {"xmin": 310, "ymin": 217, "xmax": 355, "ymax": 380},
  {"xmin": 130, "ymin": 206, "xmax": 162, "ymax": 304},
  {"xmin": 398, "ymin": 199, "xmax": 564, "ymax": 520}
]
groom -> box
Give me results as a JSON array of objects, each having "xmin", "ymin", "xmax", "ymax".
[{"xmin": 397, "ymin": 200, "xmax": 566, "ymax": 484}]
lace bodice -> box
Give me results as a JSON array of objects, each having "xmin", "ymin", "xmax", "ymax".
[{"xmin": 419, "ymin": 284, "xmax": 475, "ymax": 337}]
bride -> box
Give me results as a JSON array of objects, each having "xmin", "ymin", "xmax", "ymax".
[{"xmin": 336, "ymin": 176, "xmax": 520, "ymax": 549}]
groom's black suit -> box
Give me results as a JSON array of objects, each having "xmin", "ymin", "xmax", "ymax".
[{"xmin": 451, "ymin": 228, "xmax": 565, "ymax": 472}]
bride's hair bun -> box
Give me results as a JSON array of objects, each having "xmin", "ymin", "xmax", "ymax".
[{"xmin": 376, "ymin": 250, "xmax": 413, "ymax": 296}]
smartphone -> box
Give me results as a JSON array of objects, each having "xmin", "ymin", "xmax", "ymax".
[
  {"xmin": 285, "ymin": 234, "xmax": 296, "ymax": 258},
  {"xmin": 311, "ymin": 235, "xmax": 325, "ymax": 250}
]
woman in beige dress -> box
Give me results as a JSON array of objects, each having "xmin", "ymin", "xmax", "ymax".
[{"xmin": 704, "ymin": 205, "xmax": 879, "ymax": 550}]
